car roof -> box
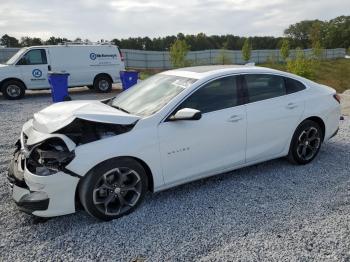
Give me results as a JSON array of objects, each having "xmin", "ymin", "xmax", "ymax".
[{"xmin": 162, "ymin": 65, "xmax": 296, "ymax": 80}]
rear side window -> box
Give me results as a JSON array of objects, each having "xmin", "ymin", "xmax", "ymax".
[
  {"xmin": 285, "ymin": 77, "xmax": 306, "ymax": 94},
  {"xmin": 19, "ymin": 49, "xmax": 47, "ymax": 65},
  {"xmin": 244, "ymin": 74, "xmax": 286, "ymax": 103},
  {"xmin": 178, "ymin": 76, "xmax": 239, "ymax": 114}
]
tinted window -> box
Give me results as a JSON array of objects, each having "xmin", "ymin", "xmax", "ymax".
[
  {"xmin": 19, "ymin": 49, "xmax": 47, "ymax": 65},
  {"xmin": 178, "ymin": 76, "xmax": 239, "ymax": 114},
  {"xmin": 285, "ymin": 77, "xmax": 306, "ymax": 94},
  {"xmin": 244, "ymin": 74, "xmax": 286, "ymax": 103}
]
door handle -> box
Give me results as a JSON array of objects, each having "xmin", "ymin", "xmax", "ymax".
[
  {"xmin": 227, "ymin": 115, "xmax": 243, "ymax": 123},
  {"xmin": 286, "ymin": 102, "xmax": 298, "ymax": 109}
]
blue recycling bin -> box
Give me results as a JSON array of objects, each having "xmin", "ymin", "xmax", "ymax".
[
  {"xmin": 120, "ymin": 70, "xmax": 139, "ymax": 91},
  {"xmin": 48, "ymin": 72, "xmax": 71, "ymax": 103}
]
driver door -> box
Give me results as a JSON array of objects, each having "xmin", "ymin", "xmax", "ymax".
[
  {"xmin": 158, "ymin": 75, "xmax": 247, "ymax": 186},
  {"xmin": 17, "ymin": 49, "xmax": 50, "ymax": 89}
]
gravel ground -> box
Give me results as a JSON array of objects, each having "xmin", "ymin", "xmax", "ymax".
[{"xmin": 0, "ymin": 88, "xmax": 350, "ymax": 261}]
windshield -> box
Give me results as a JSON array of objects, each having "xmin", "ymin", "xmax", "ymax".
[
  {"xmin": 111, "ymin": 74, "xmax": 196, "ymax": 117},
  {"xmin": 6, "ymin": 48, "xmax": 27, "ymax": 65}
]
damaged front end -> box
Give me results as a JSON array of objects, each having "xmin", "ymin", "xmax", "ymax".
[
  {"xmin": 7, "ymin": 130, "xmax": 78, "ymax": 215},
  {"xmin": 7, "ymin": 116, "xmax": 137, "ymax": 217},
  {"xmin": 26, "ymin": 138, "xmax": 75, "ymax": 176},
  {"xmin": 54, "ymin": 118, "xmax": 135, "ymax": 146}
]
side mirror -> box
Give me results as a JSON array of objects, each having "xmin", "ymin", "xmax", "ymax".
[{"xmin": 170, "ymin": 108, "xmax": 202, "ymax": 121}]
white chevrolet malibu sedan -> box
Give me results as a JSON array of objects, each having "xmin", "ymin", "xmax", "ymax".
[{"xmin": 8, "ymin": 65, "xmax": 341, "ymax": 220}]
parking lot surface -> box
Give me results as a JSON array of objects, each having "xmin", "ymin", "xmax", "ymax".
[{"xmin": 0, "ymin": 89, "xmax": 349, "ymax": 261}]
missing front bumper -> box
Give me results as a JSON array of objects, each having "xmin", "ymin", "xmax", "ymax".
[{"xmin": 7, "ymin": 149, "xmax": 80, "ymax": 217}]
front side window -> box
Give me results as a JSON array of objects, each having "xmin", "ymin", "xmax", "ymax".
[
  {"xmin": 177, "ymin": 76, "xmax": 239, "ymax": 114},
  {"xmin": 17, "ymin": 49, "xmax": 47, "ymax": 65},
  {"xmin": 111, "ymin": 74, "xmax": 196, "ymax": 117},
  {"xmin": 244, "ymin": 74, "xmax": 286, "ymax": 103}
]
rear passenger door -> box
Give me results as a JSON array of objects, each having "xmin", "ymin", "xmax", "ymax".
[
  {"xmin": 243, "ymin": 74, "xmax": 305, "ymax": 162},
  {"xmin": 17, "ymin": 49, "xmax": 50, "ymax": 89}
]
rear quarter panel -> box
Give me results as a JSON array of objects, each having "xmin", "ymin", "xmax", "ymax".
[{"xmin": 301, "ymin": 82, "xmax": 340, "ymax": 140}]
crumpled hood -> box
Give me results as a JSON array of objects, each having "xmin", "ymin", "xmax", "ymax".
[{"xmin": 33, "ymin": 100, "xmax": 140, "ymax": 133}]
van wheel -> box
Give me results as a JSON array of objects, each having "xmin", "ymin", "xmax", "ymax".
[
  {"xmin": 93, "ymin": 76, "xmax": 112, "ymax": 93},
  {"xmin": 1, "ymin": 80, "xmax": 25, "ymax": 100}
]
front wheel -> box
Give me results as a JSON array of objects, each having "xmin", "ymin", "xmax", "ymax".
[
  {"xmin": 1, "ymin": 80, "xmax": 26, "ymax": 100},
  {"xmin": 288, "ymin": 120, "xmax": 323, "ymax": 165},
  {"xmin": 79, "ymin": 158, "xmax": 148, "ymax": 221}
]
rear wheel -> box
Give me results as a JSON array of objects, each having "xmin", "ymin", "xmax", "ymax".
[
  {"xmin": 93, "ymin": 75, "xmax": 112, "ymax": 93},
  {"xmin": 79, "ymin": 158, "xmax": 148, "ymax": 221},
  {"xmin": 1, "ymin": 80, "xmax": 25, "ymax": 100},
  {"xmin": 288, "ymin": 120, "xmax": 323, "ymax": 165}
]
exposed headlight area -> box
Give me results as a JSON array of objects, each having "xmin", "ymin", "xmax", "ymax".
[
  {"xmin": 54, "ymin": 118, "xmax": 136, "ymax": 146},
  {"xmin": 26, "ymin": 138, "xmax": 75, "ymax": 176}
]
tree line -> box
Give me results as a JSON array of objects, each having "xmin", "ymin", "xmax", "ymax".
[{"xmin": 1, "ymin": 15, "xmax": 349, "ymax": 50}]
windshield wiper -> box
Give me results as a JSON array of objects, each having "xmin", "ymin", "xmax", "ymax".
[{"xmin": 112, "ymin": 105, "xmax": 130, "ymax": 114}]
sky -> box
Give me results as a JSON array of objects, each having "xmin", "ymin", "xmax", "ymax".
[{"xmin": 0, "ymin": 0, "xmax": 349, "ymax": 41}]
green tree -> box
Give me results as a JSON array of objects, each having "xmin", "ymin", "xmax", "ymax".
[
  {"xmin": 169, "ymin": 39, "xmax": 190, "ymax": 68},
  {"xmin": 284, "ymin": 20, "xmax": 319, "ymax": 48},
  {"xmin": 280, "ymin": 38, "xmax": 290, "ymax": 61},
  {"xmin": 310, "ymin": 22, "xmax": 324, "ymax": 59},
  {"xmin": 20, "ymin": 36, "xmax": 43, "ymax": 46},
  {"xmin": 0, "ymin": 34, "xmax": 20, "ymax": 47},
  {"xmin": 45, "ymin": 36, "xmax": 69, "ymax": 45},
  {"xmin": 323, "ymin": 16, "xmax": 350, "ymax": 48},
  {"xmin": 242, "ymin": 38, "xmax": 251, "ymax": 62},
  {"xmin": 287, "ymin": 48, "xmax": 315, "ymax": 79},
  {"xmin": 216, "ymin": 46, "xmax": 232, "ymax": 65}
]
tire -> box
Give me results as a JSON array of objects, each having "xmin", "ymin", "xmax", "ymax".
[
  {"xmin": 93, "ymin": 75, "xmax": 112, "ymax": 93},
  {"xmin": 79, "ymin": 158, "xmax": 148, "ymax": 221},
  {"xmin": 1, "ymin": 80, "xmax": 25, "ymax": 100},
  {"xmin": 287, "ymin": 120, "xmax": 323, "ymax": 165}
]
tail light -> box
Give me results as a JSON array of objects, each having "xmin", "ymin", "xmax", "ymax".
[
  {"xmin": 333, "ymin": 94, "xmax": 341, "ymax": 104},
  {"xmin": 117, "ymin": 47, "xmax": 124, "ymax": 62}
]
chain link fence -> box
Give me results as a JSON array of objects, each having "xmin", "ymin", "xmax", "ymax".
[{"xmin": 0, "ymin": 47, "xmax": 346, "ymax": 69}]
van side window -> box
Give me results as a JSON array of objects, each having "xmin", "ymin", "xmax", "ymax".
[
  {"xmin": 244, "ymin": 74, "xmax": 286, "ymax": 103},
  {"xmin": 285, "ymin": 77, "xmax": 306, "ymax": 94},
  {"xmin": 18, "ymin": 49, "xmax": 47, "ymax": 65}
]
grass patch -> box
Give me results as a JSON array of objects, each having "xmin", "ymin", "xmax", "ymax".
[{"xmin": 260, "ymin": 58, "xmax": 350, "ymax": 93}]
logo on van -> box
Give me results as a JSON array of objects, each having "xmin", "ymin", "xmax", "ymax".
[
  {"xmin": 89, "ymin": 53, "xmax": 117, "ymax": 60},
  {"xmin": 32, "ymin": 69, "xmax": 42, "ymax": 78},
  {"xmin": 90, "ymin": 53, "xmax": 97, "ymax": 60}
]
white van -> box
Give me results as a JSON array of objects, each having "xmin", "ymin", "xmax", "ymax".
[{"xmin": 0, "ymin": 44, "xmax": 125, "ymax": 99}]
